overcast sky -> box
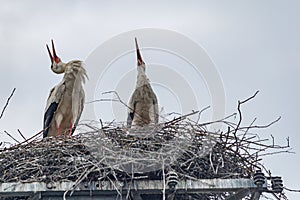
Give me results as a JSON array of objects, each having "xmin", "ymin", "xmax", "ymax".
[{"xmin": 0, "ymin": 1, "xmax": 299, "ymax": 199}]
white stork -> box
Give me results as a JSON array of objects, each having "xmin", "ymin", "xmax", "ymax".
[
  {"xmin": 127, "ymin": 38, "xmax": 159, "ymax": 127},
  {"xmin": 43, "ymin": 40, "xmax": 87, "ymax": 138}
]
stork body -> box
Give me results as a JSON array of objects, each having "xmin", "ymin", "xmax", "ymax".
[
  {"xmin": 127, "ymin": 38, "xmax": 159, "ymax": 127},
  {"xmin": 43, "ymin": 40, "xmax": 87, "ymax": 138}
]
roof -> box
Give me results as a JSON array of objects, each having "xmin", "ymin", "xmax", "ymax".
[{"xmin": 0, "ymin": 178, "xmax": 265, "ymax": 200}]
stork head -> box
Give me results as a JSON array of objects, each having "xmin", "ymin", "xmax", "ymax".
[
  {"xmin": 135, "ymin": 37, "xmax": 146, "ymax": 73},
  {"xmin": 46, "ymin": 40, "xmax": 65, "ymax": 74}
]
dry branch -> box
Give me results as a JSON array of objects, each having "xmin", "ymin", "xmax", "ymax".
[{"xmin": 0, "ymin": 88, "xmax": 16, "ymax": 119}]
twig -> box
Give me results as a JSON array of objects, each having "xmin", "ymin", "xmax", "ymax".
[
  {"xmin": 91, "ymin": 91, "xmax": 151, "ymax": 125},
  {"xmin": 196, "ymin": 106, "xmax": 210, "ymax": 123},
  {"xmin": 240, "ymin": 90, "xmax": 260, "ymax": 104},
  {"xmin": 239, "ymin": 116, "xmax": 281, "ymax": 130},
  {"xmin": 1, "ymin": 129, "xmax": 44, "ymax": 152},
  {"xmin": 4, "ymin": 130, "xmax": 20, "ymax": 144},
  {"xmin": 165, "ymin": 110, "xmax": 199, "ymax": 126},
  {"xmin": 231, "ymin": 91, "xmax": 259, "ymax": 152},
  {"xmin": 17, "ymin": 129, "xmax": 27, "ymax": 142},
  {"xmin": 0, "ymin": 88, "xmax": 16, "ymax": 119},
  {"xmin": 283, "ymin": 187, "xmax": 300, "ymax": 192},
  {"xmin": 237, "ymin": 91, "xmax": 259, "ymax": 129}
]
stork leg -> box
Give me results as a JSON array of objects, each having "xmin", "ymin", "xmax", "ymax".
[
  {"xmin": 57, "ymin": 125, "xmax": 61, "ymax": 137},
  {"xmin": 69, "ymin": 123, "xmax": 73, "ymax": 137}
]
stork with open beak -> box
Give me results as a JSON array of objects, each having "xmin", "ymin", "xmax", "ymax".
[
  {"xmin": 127, "ymin": 38, "xmax": 159, "ymax": 127},
  {"xmin": 43, "ymin": 40, "xmax": 87, "ymax": 138}
]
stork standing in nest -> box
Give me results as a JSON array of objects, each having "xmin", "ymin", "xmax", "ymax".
[
  {"xmin": 43, "ymin": 40, "xmax": 87, "ymax": 138},
  {"xmin": 127, "ymin": 38, "xmax": 159, "ymax": 127}
]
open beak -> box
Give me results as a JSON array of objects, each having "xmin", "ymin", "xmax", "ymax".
[
  {"xmin": 46, "ymin": 40, "xmax": 59, "ymax": 64},
  {"xmin": 135, "ymin": 37, "xmax": 143, "ymax": 66}
]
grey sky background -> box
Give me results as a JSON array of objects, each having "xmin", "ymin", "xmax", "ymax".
[{"xmin": 0, "ymin": 1, "xmax": 299, "ymax": 199}]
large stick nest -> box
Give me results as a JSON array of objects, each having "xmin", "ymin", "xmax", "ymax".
[
  {"xmin": 0, "ymin": 116, "xmax": 287, "ymax": 184},
  {"xmin": 0, "ymin": 92, "xmax": 291, "ymax": 199}
]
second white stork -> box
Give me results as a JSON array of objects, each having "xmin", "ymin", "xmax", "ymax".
[
  {"xmin": 43, "ymin": 40, "xmax": 87, "ymax": 138},
  {"xmin": 127, "ymin": 38, "xmax": 159, "ymax": 127}
]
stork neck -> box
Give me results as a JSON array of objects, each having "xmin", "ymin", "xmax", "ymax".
[
  {"xmin": 63, "ymin": 61, "xmax": 87, "ymax": 85},
  {"xmin": 136, "ymin": 70, "xmax": 149, "ymax": 88},
  {"xmin": 52, "ymin": 62, "xmax": 66, "ymax": 74}
]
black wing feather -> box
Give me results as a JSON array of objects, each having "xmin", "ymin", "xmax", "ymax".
[
  {"xmin": 43, "ymin": 102, "xmax": 58, "ymax": 138},
  {"xmin": 127, "ymin": 111, "xmax": 134, "ymax": 127}
]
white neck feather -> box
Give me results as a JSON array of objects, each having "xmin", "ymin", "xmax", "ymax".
[
  {"xmin": 136, "ymin": 70, "xmax": 150, "ymax": 88},
  {"xmin": 63, "ymin": 60, "xmax": 88, "ymax": 84}
]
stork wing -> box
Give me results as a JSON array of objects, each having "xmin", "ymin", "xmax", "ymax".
[
  {"xmin": 71, "ymin": 89, "xmax": 85, "ymax": 134},
  {"xmin": 127, "ymin": 91, "xmax": 138, "ymax": 127},
  {"xmin": 43, "ymin": 102, "xmax": 58, "ymax": 138},
  {"xmin": 43, "ymin": 83, "xmax": 65, "ymax": 138},
  {"xmin": 152, "ymin": 93, "xmax": 159, "ymax": 124}
]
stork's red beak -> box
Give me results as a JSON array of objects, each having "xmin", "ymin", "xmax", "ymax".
[
  {"xmin": 46, "ymin": 40, "xmax": 60, "ymax": 64},
  {"xmin": 135, "ymin": 37, "xmax": 143, "ymax": 66}
]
